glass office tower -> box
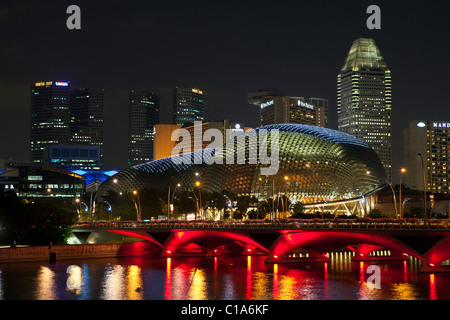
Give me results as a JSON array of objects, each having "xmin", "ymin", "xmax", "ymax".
[{"xmin": 337, "ymin": 38, "xmax": 392, "ymax": 181}]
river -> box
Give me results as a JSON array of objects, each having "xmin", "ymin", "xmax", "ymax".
[{"xmin": 1, "ymin": 254, "xmax": 450, "ymax": 300}]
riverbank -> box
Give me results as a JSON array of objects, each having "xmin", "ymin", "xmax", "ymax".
[{"xmin": 0, "ymin": 242, "xmax": 161, "ymax": 263}]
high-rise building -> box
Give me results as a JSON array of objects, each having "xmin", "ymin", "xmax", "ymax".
[
  {"xmin": 308, "ymin": 97, "xmax": 329, "ymax": 128},
  {"xmin": 337, "ymin": 38, "xmax": 392, "ymax": 181},
  {"xmin": 260, "ymin": 96, "xmax": 316, "ymax": 126},
  {"xmin": 153, "ymin": 120, "xmax": 252, "ymax": 160},
  {"xmin": 128, "ymin": 90, "xmax": 160, "ymax": 166},
  {"xmin": 173, "ymin": 87, "xmax": 205, "ymax": 125},
  {"xmin": 404, "ymin": 120, "xmax": 450, "ymax": 194},
  {"xmin": 248, "ymin": 88, "xmax": 328, "ymax": 128},
  {"xmin": 69, "ymin": 88, "xmax": 104, "ymax": 147},
  {"xmin": 30, "ymin": 81, "xmax": 71, "ymax": 164}
]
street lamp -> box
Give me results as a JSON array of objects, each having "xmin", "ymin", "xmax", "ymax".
[
  {"xmin": 167, "ymin": 177, "xmax": 180, "ymax": 220},
  {"xmin": 399, "ymin": 168, "xmax": 406, "ymax": 218},
  {"xmin": 74, "ymin": 198, "xmax": 81, "ymax": 219},
  {"xmin": 418, "ymin": 153, "xmax": 427, "ymax": 221},
  {"xmin": 168, "ymin": 182, "xmax": 180, "ymax": 220},
  {"xmin": 90, "ymin": 178, "xmax": 118, "ymax": 222},
  {"xmin": 132, "ymin": 190, "xmax": 142, "ymax": 221},
  {"xmin": 367, "ymin": 170, "xmax": 398, "ymax": 218},
  {"xmin": 195, "ymin": 181, "xmax": 203, "ymax": 219},
  {"xmin": 284, "ymin": 176, "xmax": 289, "ymax": 216}
]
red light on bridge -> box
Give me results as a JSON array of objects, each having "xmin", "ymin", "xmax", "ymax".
[
  {"xmin": 273, "ymin": 255, "xmax": 278, "ymax": 259},
  {"xmin": 247, "ymin": 248, "xmax": 252, "ymax": 252},
  {"xmin": 166, "ymin": 250, "xmax": 172, "ymax": 254},
  {"xmin": 429, "ymin": 263, "xmax": 435, "ymax": 267}
]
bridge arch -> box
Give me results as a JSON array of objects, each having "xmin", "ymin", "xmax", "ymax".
[
  {"xmin": 423, "ymin": 237, "xmax": 450, "ymax": 267},
  {"xmin": 267, "ymin": 231, "xmax": 421, "ymax": 262},
  {"xmin": 162, "ymin": 230, "xmax": 269, "ymax": 257}
]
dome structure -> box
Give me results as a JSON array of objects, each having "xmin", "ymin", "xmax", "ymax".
[{"xmin": 102, "ymin": 124, "xmax": 386, "ymax": 204}]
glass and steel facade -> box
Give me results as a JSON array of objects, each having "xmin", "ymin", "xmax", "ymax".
[
  {"xmin": 337, "ymin": 38, "xmax": 392, "ymax": 181},
  {"xmin": 128, "ymin": 91, "xmax": 160, "ymax": 166},
  {"xmin": 103, "ymin": 124, "xmax": 386, "ymax": 205}
]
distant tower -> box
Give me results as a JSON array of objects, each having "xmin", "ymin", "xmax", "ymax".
[
  {"xmin": 69, "ymin": 88, "xmax": 104, "ymax": 148},
  {"xmin": 173, "ymin": 87, "xmax": 205, "ymax": 125},
  {"xmin": 128, "ymin": 91, "xmax": 160, "ymax": 166},
  {"xmin": 30, "ymin": 81, "xmax": 71, "ymax": 164},
  {"xmin": 337, "ymin": 38, "xmax": 392, "ymax": 181}
]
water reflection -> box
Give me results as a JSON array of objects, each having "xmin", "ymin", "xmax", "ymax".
[
  {"xmin": 1, "ymin": 254, "xmax": 450, "ymax": 300},
  {"xmin": 0, "ymin": 269, "xmax": 3, "ymax": 300},
  {"xmin": 36, "ymin": 266, "xmax": 56, "ymax": 300},
  {"xmin": 101, "ymin": 264, "xmax": 125, "ymax": 300}
]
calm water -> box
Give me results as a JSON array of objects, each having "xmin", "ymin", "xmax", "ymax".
[{"xmin": 0, "ymin": 254, "xmax": 449, "ymax": 300}]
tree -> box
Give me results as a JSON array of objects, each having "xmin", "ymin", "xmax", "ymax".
[
  {"xmin": 0, "ymin": 193, "xmax": 78, "ymax": 245},
  {"xmin": 290, "ymin": 202, "xmax": 305, "ymax": 219},
  {"xmin": 367, "ymin": 209, "xmax": 384, "ymax": 218}
]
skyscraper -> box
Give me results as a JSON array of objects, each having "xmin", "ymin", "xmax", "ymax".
[
  {"xmin": 30, "ymin": 81, "xmax": 71, "ymax": 164},
  {"xmin": 248, "ymin": 89, "xmax": 328, "ymax": 128},
  {"xmin": 128, "ymin": 90, "xmax": 160, "ymax": 166},
  {"xmin": 308, "ymin": 97, "xmax": 329, "ymax": 128},
  {"xmin": 173, "ymin": 87, "xmax": 205, "ymax": 125},
  {"xmin": 404, "ymin": 120, "xmax": 450, "ymax": 194},
  {"xmin": 69, "ymin": 88, "xmax": 104, "ymax": 147},
  {"xmin": 337, "ymin": 38, "xmax": 392, "ymax": 181}
]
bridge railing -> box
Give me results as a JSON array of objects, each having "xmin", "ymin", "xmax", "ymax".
[{"xmin": 72, "ymin": 219, "xmax": 450, "ymax": 231}]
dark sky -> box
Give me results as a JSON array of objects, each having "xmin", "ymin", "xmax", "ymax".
[{"xmin": 1, "ymin": 0, "xmax": 449, "ymax": 182}]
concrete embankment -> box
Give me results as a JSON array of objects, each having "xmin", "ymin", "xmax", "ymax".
[{"xmin": 0, "ymin": 242, "xmax": 162, "ymax": 263}]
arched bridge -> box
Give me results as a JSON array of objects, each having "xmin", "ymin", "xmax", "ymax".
[{"xmin": 71, "ymin": 220, "xmax": 450, "ymax": 272}]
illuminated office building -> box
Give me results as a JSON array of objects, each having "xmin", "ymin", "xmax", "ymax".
[
  {"xmin": 309, "ymin": 97, "xmax": 329, "ymax": 128},
  {"xmin": 404, "ymin": 120, "xmax": 450, "ymax": 194},
  {"xmin": 69, "ymin": 88, "xmax": 104, "ymax": 147},
  {"xmin": 128, "ymin": 90, "xmax": 160, "ymax": 166},
  {"xmin": 173, "ymin": 87, "xmax": 205, "ymax": 125},
  {"xmin": 248, "ymin": 89, "xmax": 328, "ymax": 127},
  {"xmin": 30, "ymin": 81, "xmax": 71, "ymax": 164},
  {"xmin": 153, "ymin": 120, "xmax": 251, "ymax": 160},
  {"xmin": 337, "ymin": 38, "xmax": 392, "ymax": 181},
  {"xmin": 44, "ymin": 145, "xmax": 102, "ymax": 170}
]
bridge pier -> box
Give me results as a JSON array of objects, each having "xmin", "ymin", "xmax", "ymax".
[{"xmin": 419, "ymin": 255, "xmax": 450, "ymax": 273}]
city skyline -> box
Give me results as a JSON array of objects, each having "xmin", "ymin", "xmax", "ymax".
[{"xmin": 1, "ymin": 1, "xmax": 450, "ymax": 183}]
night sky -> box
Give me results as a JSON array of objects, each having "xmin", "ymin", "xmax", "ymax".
[{"xmin": 1, "ymin": 0, "xmax": 449, "ymax": 182}]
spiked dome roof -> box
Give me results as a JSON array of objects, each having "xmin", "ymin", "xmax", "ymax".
[{"xmin": 102, "ymin": 124, "xmax": 387, "ymax": 204}]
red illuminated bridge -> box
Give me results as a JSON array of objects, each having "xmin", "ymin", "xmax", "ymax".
[{"xmin": 71, "ymin": 219, "xmax": 450, "ymax": 272}]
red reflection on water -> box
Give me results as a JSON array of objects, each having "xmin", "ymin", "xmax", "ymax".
[
  {"xmin": 273, "ymin": 264, "xmax": 279, "ymax": 300},
  {"xmin": 429, "ymin": 274, "xmax": 437, "ymax": 300},
  {"xmin": 324, "ymin": 262, "xmax": 329, "ymax": 299},
  {"xmin": 164, "ymin": 258, "xmax": 172, "ymax": 300},
  {"xmin": 246, "ymin": 256, "xmax": 252, "ymax": 300}
]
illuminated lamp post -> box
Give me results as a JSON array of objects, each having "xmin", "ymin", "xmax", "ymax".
[
  {"xmin": 399, "ymin": 168, "xmax": 406, "ymax": 218},
  {"xmin": 418, "ymin": 153, "xmax": 427, "ymax": 221},
  {"xmin": 74, "ymin": 198, "xmax": 81, "ymax": 219},
  {"xmin": 195, "ymin": 180, "xmax": 203, "ymax": 219},
  {"xmin": 367, "ymin": 170, "xmax": 398, "ymax": 218},
  {"xmin": 90, "ymin": 178, "xmax": 118, "ymax": 222},
  {"xmin": 132, "ymin": 190, "xmax": 142, "ymax": 221},
  {"xmin": 167, "ymin": 177, "xmax": 180, "ymax": 220},
  {"xmin": 284, "ymin": 175, "xmax": 289, "ymax": 217}
]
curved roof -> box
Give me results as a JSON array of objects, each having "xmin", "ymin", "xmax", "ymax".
[{"xmin": 102, "ymin": 124, "xmax": 387, "ymax": 204}]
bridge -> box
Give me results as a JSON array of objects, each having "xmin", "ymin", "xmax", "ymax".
[{"xmin": 70, "ymin": 219, "xmax": 450, "ymax": 272}]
